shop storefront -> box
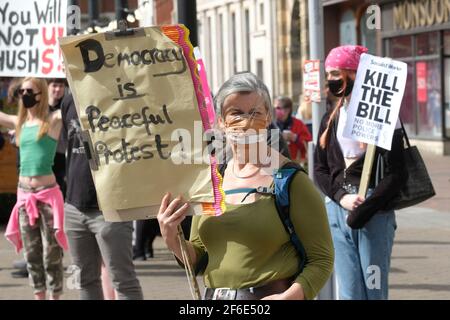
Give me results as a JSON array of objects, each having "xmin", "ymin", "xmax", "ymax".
[
  {"xmin": 323, "ymin": 0, "xmax": 379, "ymax": 56},
  {"xmin": 380, "ymin": 0, "xmax": 450, "ymax": 154}
]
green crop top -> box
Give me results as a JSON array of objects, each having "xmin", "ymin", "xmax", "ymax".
[{"xmin": 19, "ymin": 125, "xmax": 57, "ymax": 177}]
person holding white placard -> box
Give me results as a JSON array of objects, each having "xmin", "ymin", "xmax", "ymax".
[{"xmin": 313, "ymin": 45, "xmax": 407, "ymax": 300}]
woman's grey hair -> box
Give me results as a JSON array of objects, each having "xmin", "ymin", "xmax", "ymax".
[{"xmin": 214, "ymin": 72, "xmax": 273, "ymax": 118}]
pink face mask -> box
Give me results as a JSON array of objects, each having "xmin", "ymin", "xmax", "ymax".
[{"xmin": 275, "ymin": 108, "xmax": 287, "ymax": 120}]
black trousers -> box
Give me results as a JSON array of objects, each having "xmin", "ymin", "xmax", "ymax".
[{"xmin": 134, "ymin": 217, "xmax": 192, "ymax": 258}]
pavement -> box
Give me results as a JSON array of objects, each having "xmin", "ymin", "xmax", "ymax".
[{"xmin": 0, "ymin": 151, "xmax": 448, "ymax": 300}]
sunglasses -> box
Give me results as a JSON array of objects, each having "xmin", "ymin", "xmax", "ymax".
[
  {"xmin": 18, "ymin": 89, "xmax": 40, "ymax": 96},
  {"xmin": 275, "ymin": 106, "xmax": 290, "ymax": 110}
]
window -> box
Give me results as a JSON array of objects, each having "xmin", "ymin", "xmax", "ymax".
[
  {"xmin": 359, "ymin": 12, "xmax": 376, "ymax": 54},
  {"xmin": 219, "ymin": 14, "xmax": 224, "ymax": 83},
  {"xmin": 197, "ymin": 19, "xmax": 202, "ymax": 50},
  {"xmin": 389, "ymin": 35, "xmax": 412, "ymax": 58},
  {"xmin": 257, "ymin": 59, "xmax": 264, "ymax": 81},
  {"xmin": 399, "ymin": 62, "xmax": 415, "ymax": 135},
  {"xmin": 245, "ymin": 8, "xmax": 251, "ymax": 71},
  {"xmin": 444, "ymin": 31, "xmax": 450, "ymax": 55},
  {"xmin": 231, "ymin": 12, "xmax": 237, "ymax": 73},
  {"xmin": 259, "ymin": 2, "xmax": 264, "ymax": 26},
  {"xmin": 445, "ymin": 59, "xmax": 450, "ymax": 138},
  {"xmin": 387, "ymin": 32, "xmax": 443, "ymax": 139},
  {"xmin": 416, "ymin": 32, "xmax": 439, "ymax": 56},
  {"xmin": 206, "ymin": 16, "xmax": 212, "ymax": 81},
  {"xmin": 340, "ymin": 9, "xmax": 357, "ymax": 45},
  {"xmin": 416, "ymin": 60, "xmax": 441, "ymax": 138}
]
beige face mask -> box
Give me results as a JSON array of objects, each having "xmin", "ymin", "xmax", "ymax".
[{"xmin": 223, "ymin": 110, "xmax": 269, "ymax": 145}]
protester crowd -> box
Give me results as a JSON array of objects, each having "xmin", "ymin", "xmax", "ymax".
[{"xmin": 0, "ymin": 45, "xmax": 408, "ymax": 300}]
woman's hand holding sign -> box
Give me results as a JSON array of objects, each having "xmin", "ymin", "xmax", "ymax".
[
  {"xmin": 158, "ymin": 193, "xmax": 188, "ymax": 245},
  {"xmin": 157, "ymin": 193, "xmax": 197, "ymax": 265},
  {"xmin": 339, "ymin": 194, "xmax": 365, "ymax": 211}
]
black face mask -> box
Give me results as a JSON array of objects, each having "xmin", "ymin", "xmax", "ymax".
[
  {"xmin": 22, "ymin": 93, "xmax": 40, "ymax": 109},
  {"xmin": 328, "ymin": 78, "xmax": 354, "ymax": 97}
]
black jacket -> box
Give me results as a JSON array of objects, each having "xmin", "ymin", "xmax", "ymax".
[
  {"xmin": 61, "ymin": 93, "xmax": 99, "ymax": 210},
  {"xmin": 314, "ymin": 108, "xmax": 407, "ymax": 228}
]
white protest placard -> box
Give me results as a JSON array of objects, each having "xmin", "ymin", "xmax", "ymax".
[
  {"xmin": 0, "ymin": 0, "xmax": 67, "ymax": 78},
  {"xmin": 303, "ymin": 60, "xmax": 321, "ymax": 103},
  {"xmin": 343, "ymin": 53, "xmax": 407, "ymax": 150}
]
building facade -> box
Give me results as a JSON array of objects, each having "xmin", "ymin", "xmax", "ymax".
[
  {"xmin": 322, "ymin": 0, "xmax": 379, "ymax": 55},
  {"xmin": 196, "ymin": 0, "xmax": 307, "ymax": 102},
  {"xmin": 196, "ymin": 0, "xmax": 277, "ymax": 96},
  {"xmin": 379, "ymin": 0, "xmax": 450, "ymax": 154}
]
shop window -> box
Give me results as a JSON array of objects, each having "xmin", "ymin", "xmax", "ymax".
[
  {"xmin": 416, "ymin": 60, "xmax": 442, "ymax": 138},
  {"xmin": 444, "ymin": 59, "xmax": 450, "ymax": 138},
  {"xmin": 388, "ymin": 32, "xmax": 444, "ymax": 139},
  {"xmin": 389, "ymin": 35, "xmax": 412, "ymax": 58},
  {"xmin": 339, "ymin": 10, "xmax": 357, "ymax": 45},
  {"xmin": 359, "ymin": 12, "xmax": 376, "ymax": 54},
  {"xmin": 416, "ymin": 32, "xmax": 439, "ymax": 56},
  {"xmin": 399, "ymin": 62, "xmax": 416, "ymax": 136},
  {"xmin": 444, "ymin": 31, "xmax": 450, "ymax": 55}
]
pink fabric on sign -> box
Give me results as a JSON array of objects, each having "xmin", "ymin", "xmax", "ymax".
[
  {"xmin": 196, "ymin": 56, "xmax": 215, "ymax": 127},
  {"xmin": 325, "ymin": 45, "xmax": 369, "ymax": 71},
  {"xmin": 5, "ymin": 185, "xmax": 68, "ymax": 253}
]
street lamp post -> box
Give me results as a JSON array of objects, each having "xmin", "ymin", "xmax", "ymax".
[
  {"xmin": 88, "ymin": 0, "xmax": 99, "ymax": 31},
  {"xmin": 307, "ymin": 0, "xmax": 337, "ymax": 301},
  {"xmin": 177, "ymin": 0, "xmax": 198, "ymax": 47}
]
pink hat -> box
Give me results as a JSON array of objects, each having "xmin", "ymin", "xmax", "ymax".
[{"xmin": 325, "ymin": 45, "xmax": 369, "ymax": 71}]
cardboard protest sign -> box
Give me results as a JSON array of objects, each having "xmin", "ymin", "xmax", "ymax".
[
  {"xmin": 303, "ymin": 60, "xmax": 321, "ymax": 103},
  {"xmin": 0, "ymin": 0, "xmax": 67, "ymax": 78},
  {"xmin": 343, "ymin": 54, "xmax": 407, "ymax": 150},
  {"xmin": 60, "ymin": 25, "xmax": 223, "ymax": 221}
]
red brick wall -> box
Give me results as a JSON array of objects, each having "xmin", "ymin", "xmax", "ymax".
[
  {"xmin": 78, "ymin": 0, "xmax": 139, "ymax": 14},
  {"xmin": 155, "ymin": 0, "xmax": 174, "ymax": 25}
]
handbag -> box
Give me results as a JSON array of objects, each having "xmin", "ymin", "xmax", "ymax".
[{"xmin": 377, "ymin": 120, "xmax": 436, "ymax": 210}]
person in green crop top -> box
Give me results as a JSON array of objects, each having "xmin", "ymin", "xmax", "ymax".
[
  {"xmin": 157, "ymin": 72, "xmax": 334, "ymax": 300},
  {"xmin": 0, "ymin": 77, "xmax": 65, "ymax": 300}
]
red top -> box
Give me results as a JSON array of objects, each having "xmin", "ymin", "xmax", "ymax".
[{"xmin": 288, "ymin": 118, "xmax": 312, "ymax": 161}]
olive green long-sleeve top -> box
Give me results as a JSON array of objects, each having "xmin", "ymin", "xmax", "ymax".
[{"xmin": 189, "ymin": 171, "xmax": 334, "ymax": 300}]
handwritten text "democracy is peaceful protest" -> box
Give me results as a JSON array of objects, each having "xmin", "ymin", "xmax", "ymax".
[
  {"xmin": 76, "ymin": 37, "xmax": 187, "ymax": 166},
  {"xmin": 351, "ymin": 60, "xmax": 401, "ymax": 142}
]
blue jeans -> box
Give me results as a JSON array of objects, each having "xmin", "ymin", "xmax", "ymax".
[{"xmin": 325, "ymin": 197, "xmax": 396, "ymax": 300}]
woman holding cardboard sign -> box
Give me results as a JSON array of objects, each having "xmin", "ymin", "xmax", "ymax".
[
  {"xmin": 0, "ymin": 77, "xmax": 67, "ymax": 300},
  {"xmin": 314, "ymin": 45, "xmax": 406, "ymax": 300},
  {"xmin": 157, "ymin": 72, "xmax": 334, "ymax": 300}
]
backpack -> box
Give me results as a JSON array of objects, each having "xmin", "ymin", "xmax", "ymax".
[{"xmin": 194, "ymin": 161, "xmax": 308, "ymax": 277}]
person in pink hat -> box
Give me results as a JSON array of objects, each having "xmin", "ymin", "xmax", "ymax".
[{"xmin": 313, "ymin": 45, "xmax": 407, "ymax": 300}]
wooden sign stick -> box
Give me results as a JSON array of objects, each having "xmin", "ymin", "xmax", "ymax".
[
  {"xmin": 177, "ymin": 225, "xmax": 202, "ymax": 300},
  {"xmin": 358, "ymin": 144, "xmax": 377, "ymax": 198}
]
